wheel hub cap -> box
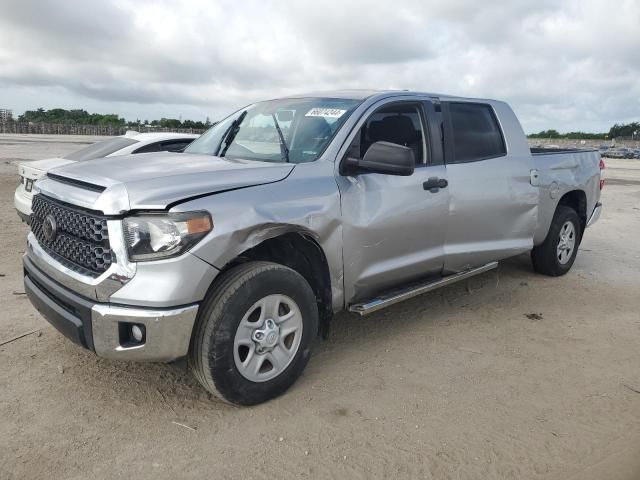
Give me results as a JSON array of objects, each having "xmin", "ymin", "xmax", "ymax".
[
  {"xmin": 557, "ymin": 221, "xmax": 576, "ymax": 265},
  {"xmin": 252, "ymin": 319, "xmax": 280, "ymax": 352},
  {"xmin": 233, "ymin": 294, "xmax": 304, "ymax": 382}
]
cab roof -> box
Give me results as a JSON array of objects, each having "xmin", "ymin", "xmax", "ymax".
[{"xmin": 277, "ymin": 89, "xmax": 496, "ymax": 104}]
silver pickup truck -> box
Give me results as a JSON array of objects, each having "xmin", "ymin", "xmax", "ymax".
[{"xmin": 23, "ymin": 91, "xmax": 604, "ymax": 405}]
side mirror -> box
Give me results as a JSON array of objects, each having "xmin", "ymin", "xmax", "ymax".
[{"xmin": 342, "ymin": 141, "xmax": 415, "ymax": 176}]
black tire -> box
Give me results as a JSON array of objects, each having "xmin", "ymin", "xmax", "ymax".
[
  {"xmin": 189, "ymin": 261, "xmax": 318, "ymax": 405},
  {"xmin": 531, "ymin": 205, "xmax": 582, "ymax": 276}
]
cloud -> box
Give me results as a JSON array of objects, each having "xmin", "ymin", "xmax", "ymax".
[{"xmin": 0, "ymin": 0, "xmax": 638, "ymax": 132}]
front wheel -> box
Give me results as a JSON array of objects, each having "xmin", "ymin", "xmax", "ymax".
[
  {"xmin": 531, "ymin": 205, "xmax": 581, "ymax": 276},
  {"xmin": 189, "ymin": 261, "xmax": 318, "ymax": 405}
]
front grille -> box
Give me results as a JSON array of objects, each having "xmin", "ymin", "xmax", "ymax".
[{"xmin": 31, "ymin": 194, "xmax": 113, "ymax": 274}]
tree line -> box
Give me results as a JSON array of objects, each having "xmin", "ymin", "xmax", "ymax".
[
  {"xmin": 528, "ymin": 122, "xmax": 640, "ymax": 140},
  {"xmin": 15, "ymin": 108, "xmax": 213, "ymax": 130},
  {"xmin": 11, "ymin": 108, "xmax": 640, "ymax": 140}
]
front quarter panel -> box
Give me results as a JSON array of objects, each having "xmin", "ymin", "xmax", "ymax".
[{"xmin": 176, "ymin": 160, "xmax": 345, "ymax": 311}]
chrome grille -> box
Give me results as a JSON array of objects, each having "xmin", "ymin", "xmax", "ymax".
[{"xmin": 31, "ymin": 194, "xmax": 113, "ymax": 274}]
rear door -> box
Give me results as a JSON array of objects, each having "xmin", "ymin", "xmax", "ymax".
[
  {"xmin": 336, "ymin": 97, "xmax": 450, "ymax": 303},
  {"xmin": 441, "ymin": 101, "xmax": 538, "ymax": 272}
]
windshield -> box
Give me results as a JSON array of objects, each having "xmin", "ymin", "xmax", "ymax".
[
  {"xmin": 185, "ymin": 97, "xmax": 361, "ymax": 163},
  {"xmin": 64, "ymin": 137, "xmax": 138, "ymax": 161}
]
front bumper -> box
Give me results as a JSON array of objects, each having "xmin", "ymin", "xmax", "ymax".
[{"xmin": 24, "ymin": 255, "xmax": 199, "ymax": 362}]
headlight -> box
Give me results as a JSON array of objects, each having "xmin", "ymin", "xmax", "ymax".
[{"xmin": 123, "ymin": 211, "xmax": 213, "ymax": 261}]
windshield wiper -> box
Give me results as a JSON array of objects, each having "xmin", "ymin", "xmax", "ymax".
[
  {"xmin": 218, "ymin": 110, "xmax": 247, "ymax": 157},
  {"xmin": 272, "ymin": 113, "xmax": 290, "ymax": 163}
]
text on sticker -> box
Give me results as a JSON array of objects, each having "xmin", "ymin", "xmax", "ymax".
[{"xmin": 305, "ymin": 108, "xmax": 347, "ymax": 118}]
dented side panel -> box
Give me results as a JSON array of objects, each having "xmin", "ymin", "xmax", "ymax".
[
  {"xmin": 177, "ymin": 160, "xmax": 346, "ymax": 311},
  {"xmin": 443, "ymin": 154, "xmax": 539, "ymax": 272},
  {"xmin": 336, "ymin": 165, "xmax": 449, "ymax": 303},
  {"xmin": 531, "ymin": 150, "xmax": 601, "ymax": 244}
]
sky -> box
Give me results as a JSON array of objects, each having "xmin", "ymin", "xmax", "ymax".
[{"xmin": 0, "ymin": 0, "xmax": 638, "ymax": 133}]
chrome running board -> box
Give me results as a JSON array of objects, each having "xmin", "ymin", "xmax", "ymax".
[{"xmin": 348, "ymin": 262, "xmax": 499, "ymax": 316}]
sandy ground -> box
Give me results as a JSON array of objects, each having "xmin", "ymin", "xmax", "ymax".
[{"xmin": 1, "ymin": 134, "xmax": 639, "ymax": 480}]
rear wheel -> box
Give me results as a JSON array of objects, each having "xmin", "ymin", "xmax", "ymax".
[
  {"xmin": 189, "ymin": 261, "xmax": 318, "ymax": 405},
  {"xmin": 531, "ymin": 205, "xmax": 581, "ymax": 276}
]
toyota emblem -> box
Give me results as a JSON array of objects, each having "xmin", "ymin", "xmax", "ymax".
[{"xmin": 43, "ymin": 214, "xmax": 57, "ymax": 242}]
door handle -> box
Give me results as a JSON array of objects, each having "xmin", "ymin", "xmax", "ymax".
[{"xmin": 423, "ymin": 177, "xmax": 448, "ymax": 192}]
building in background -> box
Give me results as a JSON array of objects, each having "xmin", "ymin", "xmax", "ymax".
[{"xmin": 0, "ymin": 109, "xmax": 13, "ymax": 123}]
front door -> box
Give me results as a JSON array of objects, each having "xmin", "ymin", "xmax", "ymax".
[{"xmin": 336, "ymin": 99, "xmax": 449, "ymax": 304}]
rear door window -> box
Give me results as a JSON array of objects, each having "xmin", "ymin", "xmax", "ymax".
[{"xmin": 447, "ymin": 103, "xmax": 506, "ymax": 163}]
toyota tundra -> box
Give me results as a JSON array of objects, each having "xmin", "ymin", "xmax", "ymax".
[{"xmin": 23, "ymin": 91, "xmax": 604, "ymax": 405}]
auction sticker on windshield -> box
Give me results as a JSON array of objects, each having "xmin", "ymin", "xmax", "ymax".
[{"xmin": 305, "ymin": 108, "xmax": 347, "ymax": 118}]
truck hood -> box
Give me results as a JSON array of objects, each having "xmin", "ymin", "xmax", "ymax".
[{"xmin": 37, "ymin": 152, "xmax": 295, "ymax": 214}]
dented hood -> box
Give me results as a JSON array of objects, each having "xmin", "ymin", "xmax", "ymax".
[{"xmin": 40, "ymin": 152, "xmax": 294, "ymax": 213}]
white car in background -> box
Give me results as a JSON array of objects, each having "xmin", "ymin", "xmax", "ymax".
[{"xmin": 14, "ymin": 131, "xmax": 199, "ymax": 222}]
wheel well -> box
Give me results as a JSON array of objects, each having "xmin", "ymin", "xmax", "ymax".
[
  {"xmin": 221, "ymin": 233, "xmax": 333, "ymax": 337},
  {"xmin": 558, "ymin": 190, "xmax": 587, "ymax": 233}
]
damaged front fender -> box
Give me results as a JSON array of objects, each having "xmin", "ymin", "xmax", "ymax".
[{"xmin": 174, "ymin": 161, "xmax": 345, "ymax": 312}]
